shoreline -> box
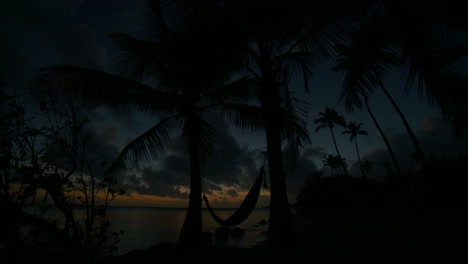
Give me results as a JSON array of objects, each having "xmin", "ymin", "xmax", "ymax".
[{"xmin": 102, "ymin": 208, "xmax": 465, "ymax": 262}]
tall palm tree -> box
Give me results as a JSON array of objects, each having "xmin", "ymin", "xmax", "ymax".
[
  {"xmin": 342, "ymin": 121, "xmax": 368, "ymax": 178},
  {"xmin": 222, "ymin": 0, "xmax": 380, "ymax": 248},
  {"xmin": 333, "ymin": 0, "xmax": 465, "ymax": 169},
  {"xmin": 33, "ymin": 1, "xmax": 251, "ymax": 247},
  {"xmin": 223, "ymin": 38, "xmax": 313, "ymax": 249},
  {"xmin": 365, "ymin": 97, "xmax": 402, "ymax": 176},
  {"xmin": 314, "ymin": 107, "xmax": 348, "ymax": 176}
]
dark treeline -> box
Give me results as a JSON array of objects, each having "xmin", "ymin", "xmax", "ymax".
[{"xmin": 1, "ymin": 0, "xmax": 467, "ymax": 262}]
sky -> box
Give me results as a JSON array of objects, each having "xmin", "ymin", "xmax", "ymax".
[{"xmin": 1, "ymin": 0, "xmax": 467, "ymax": 208}]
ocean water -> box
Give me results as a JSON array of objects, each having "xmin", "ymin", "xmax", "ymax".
[{"xmin": 106, "ymin": 207, "xmax": 270, "ymax": 255}]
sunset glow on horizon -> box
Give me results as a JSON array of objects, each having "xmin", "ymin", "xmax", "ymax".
[{"xmin": 112, "ymin": 187, "xmax": 271, "ymax": 209}]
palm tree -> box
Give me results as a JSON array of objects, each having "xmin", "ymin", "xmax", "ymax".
[
  {"xmin": 222, "ymin": 0, "xmax": 381, "ymax": 248},
  {"xmin": 219, "ymin": 2, "xmax": 331, "ymax": 246},
  {"xmin": 322, "ymin": 154, "xmax": 338, "ymax": 177},
  {"xmin": 365, "ymin": 97, "xmax": 402, "ymax": 176},
  {"xmin": 314, "ymin": 107, "xmax": 348, "ymax": 176},
  {"xmin": 33, "ymin": 1, "xmax": 251, "ymax": 247},
  {"xmin": 333, "ymin": 1, "xmax": 465, "ymax": 169},
  {"xmin": 342, "ymin": 121, "xmax": 368, "ymax": 178},
  {"xmin": 361, "ymin": 159, "xmax": 374, "ymax": 178},
  {"xmin": 225, "ymin": 38, "xmax": 313, "ymax": 249}
]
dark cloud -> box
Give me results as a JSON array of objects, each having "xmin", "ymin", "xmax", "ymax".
[
  {"xmin": 285, "ymin": 147, "xmax": 322, "ymax": 203},
  {"xmin": 117, "ymin": 111, "xmax": 262, "ymax": 199},
  {"xmin": 0, "ymin": 0, "xmax": 108, "ymax": 86},
  {"xmin": 225, "ymin": 189, "xmax": 239, "ymax": 197},
  {"xmin": 347, "ymin": 116, "xmax": 468, "ymax": 180}
]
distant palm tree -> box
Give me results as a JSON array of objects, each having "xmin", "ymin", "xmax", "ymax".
[
  {"xmin": 322, "ymin": 154, "xmax": 338, "ymax": 177},
  {"xmin": 315, "ymin": 107, "xmax": 348, "ymax": 176},
  {"xmin": 33, "ymin": 1, "xmax": 250, "ymax": 247},
  {"xmin": 361, "ymin": 159, "xmax": 374, "ymax": 178},
  {"xmin": 342, "ymin": 122, "xmax": 368, "ymax": 178}
]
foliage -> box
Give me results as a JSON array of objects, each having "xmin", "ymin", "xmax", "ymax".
[
  {"xmin": 295, "ymin": 154, "xmax": 468, "ymax": 214},
  {"xmin": 0, "ymin": 88, "xmax": 123, "ymax": 262}
]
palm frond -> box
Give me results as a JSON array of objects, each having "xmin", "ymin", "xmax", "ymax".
[
  {"xmin": 201, "ymin": 76, "xmax": 257, "ymax": 106},
  {"xmin": 282, "ymin": 91, "xmax": 310, "ymax": 141},
  {"xmin": 281, "ymin": 139, "xmax": 301, "ymax": 176},
  {"xmin": 110, "ymin": 115, "xmax": 177, "ymax": 171},
  {"xmin": 221, "ymin": 103, "xmax": 264, "ymax": 133},
  {"xmin": 282, "ymin": 119, "xmax": 310, "ymax": 175},
  {"xmin": 281, "ymin": 93, "xmax": 311, "ymax": 175},
  {"xmin": 182, "ymin": 116, "xmax": 216, "ymax": 164},
  {"xmin": 333, "ymin": 19, "xmax": 400, "ymax": 112},
  {"xmin": 32, "ymin": 65, "xmax": 181, "ymax": 115},
  {"xmin": 314, "ymin": 122, "xmax": 327, "ymax": 132},
  {"xmin": 243, "ymin": 45, "xmax": 262, "ymax": 78},
  {"xmin": 109, "ymin": 33, "xmax": 167, "ymax": 84},
  {"xmin": 143, "ymin": 0, "xmax": 170, "ymax": 41},
  {"xmin": 401, "ymin": 39, "xmax": 465, "ymax": 106},
  {"xmin": 358, "ymin": 130, "xmax": 368, "ymax": 136},
  {"xmin": 272, "ymin": 51, "xmax": 316, "ymax": 93},
  {"xmin": 383, "ymin": 0, "xmax": 465, "ymax": 107},
  {"xmin": 158, "ymin": 0, "xmax": 194, "ymax": 33}
]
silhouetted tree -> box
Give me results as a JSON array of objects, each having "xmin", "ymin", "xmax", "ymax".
[
  {"xmin": 0, "ymin": 89, "xmax": 123, "ymax": 262},
  {"xmin": 33, "ymin": 1, "xmax": 250, "ymax": 247},
  {"xmin": 222, "ymin": 0, "xmax": 380, "ymax": 248},
  {"xmin": 315, "ymin": 107, "xmax": 348, "ymax": 176},
  {"xmin": 343, "ymin": 121, "xmax": 368, "ymax": 178},
  {"xmin": 322, "ymin": 154, "xmax": 338, "ymax": 177},
  {"xmin": 364, "ymin": 97, "xmax": 402, "ymax": 175},
  {"xmin": 361, "ymin": 159, "xmax": 374, "ymax": 179},
  {"xmin": 222, "ymin": 37, "xmax": 312, "ymax": 249}
]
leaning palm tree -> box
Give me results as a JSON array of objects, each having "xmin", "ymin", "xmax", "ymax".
[
  {"xmin": 314, "ymin": 107, "xmax": 348, "ymax": 176},
  {"xmin": 333, "ymin": 1, "xmax": 465, "ymax": 169},
  {"xmin": 33, "ymin": 1, "xmax": 251, "ymax": 247},
  {"xmin": 365, "ymin": 97, "xmax": 402, "ymax": 176},
  {"xmin": 343, "ymin": 121, "xmax": 368, "ymax": 178}
]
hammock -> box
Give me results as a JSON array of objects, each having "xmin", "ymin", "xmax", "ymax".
[{"xmin": 203, "ymin": 166, "xmax": 265, "ymax": 227}]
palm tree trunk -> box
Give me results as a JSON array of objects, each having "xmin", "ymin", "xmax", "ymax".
[
  {"xmin": 179, "ymin": 121, "xmax": 203, "ymax": 247},
  {"xmin": 365, "ymin": 98, "xmax": 402, "ymax": 176},
  {"xmin": 355, "ymin": 138, "xmax": 366, "ymax": 178},
  {"xmin": 265, "ymin": 107, "xmax": 296, "ymax": 249},
  {"xmin": 380, "ymin": 81, "xmax": 427, "ymax": 166},
  {"xmin": 329, "ymin": 127, "xmax": 348, "ymax": 176}
]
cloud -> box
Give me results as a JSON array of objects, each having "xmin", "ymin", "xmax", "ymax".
[
  {"xmin": 0, "ymin": 0, "xmax": 108, "ymax": 87},
  {"xmin": 347, "ymin": 116, "xmax": 468, "ymax": 180},
  {"xmin": 117, "ymin": 111, "xmax": 263, "ymax": 200},
  {"xmin": 285, "ymin": 147, "xmax": 322, "ymax": 203}
]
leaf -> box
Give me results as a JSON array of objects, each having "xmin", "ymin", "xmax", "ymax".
[
  {"xmin": 33, "ymin": 65, "xmax": 180, "ymax": 115},
  {"xmin": 110, "ymin": 115, "xmax": 177, "ymax": 171},
  {"xmin": 221, "ymin": 103, "xmax": 264, "ymax": 133}
]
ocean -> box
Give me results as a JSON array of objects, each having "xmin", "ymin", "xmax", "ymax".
[{"xmin": 106, "ymin": 207, "xmax": 270, "ymax": 255}]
